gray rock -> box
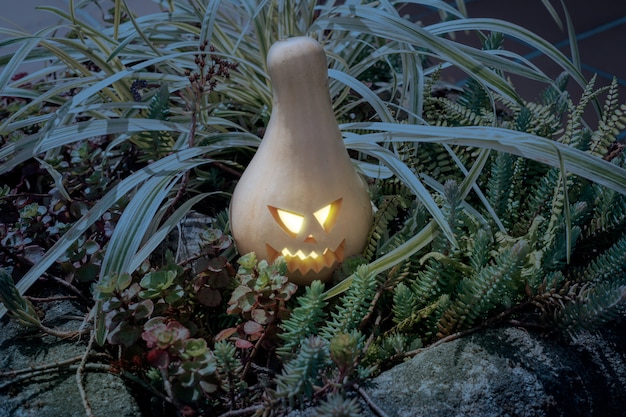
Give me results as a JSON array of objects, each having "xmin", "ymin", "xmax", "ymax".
[
  {"xmin": 0, "ymin": 297, "xmax": 141, "ymax": 417},
  {"xmin": 360, "ymin": 325, "xmax": 626, "ymax": 417}
]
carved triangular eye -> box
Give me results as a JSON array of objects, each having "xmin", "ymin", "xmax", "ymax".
[
  {"xmin": 313, "ymin": 198, "xmax": 342, "ymax": 232},
  {"xmin": 268, "ymin": 206, "xmax": 304, "ymax": 237}
]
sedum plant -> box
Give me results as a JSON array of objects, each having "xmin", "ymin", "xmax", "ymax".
[{"xmin": 0, "ymin": 0, "xmax": 625, "ymax": 415}]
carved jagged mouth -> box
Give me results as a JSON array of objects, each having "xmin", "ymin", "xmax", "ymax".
[{"xmin": 266, "ymin": 239, "xmax": 346, "ymax": 275}]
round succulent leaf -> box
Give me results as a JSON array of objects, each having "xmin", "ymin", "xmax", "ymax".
[
  {"xmin": 105, "ymin": 308, "xmax": 130, "ymax": 327},
  {"xmin": 201, "ymin": 228, "xmax": 223, "ymax": 244},
  {"xmin": 107, "ymin": 321, "xmax": 143, "ymax": 347},
  {"xmin": 235, "ymin": 338, "xmax": 254, "ymax": 349},
  {"xmin": 184, "ymin": 338, "xmax": 208, "ymax": 357},
  {"xmin": 164, "ymin": 285, "xmax": 185, "ymax": 304},
  {"xmin": 251, "ymin": 308, "xmax": 274, "ymax": 325},
  {"xmin": 228, "ymin": 286, "xmax": 256, "ymax": 313},
  {"xmin": 196, "ymin": 356, "xmax": 217, "ymax": 376},
  {"xmin": 102, "ymin": 297, "xmax": 122, "ymax": 312},
  {"xmin": 132, "ymin": 299, "xmax": 154, "ymax": 320},
  {"xmin": 83, "ymin": 239, "xmax": 100, "ymax": 255},
  {"xmin": 140, "ymin": 270, "xmax": 176, "ymax": 291},
  {"xmin": 207, "ymin": 269, "xmax": 231, "ymax": 288},
  {"xmin": 254, "ymin": 271, "xmax": 271, "ymax": 291},
  {"xmin": 116, "ymin": 272, "xmax": 133, "ymax": 291},
  {"xmin": 138, "ymin": 288, "xmax": 160, "ymax": 300},
  {"xmin": 196, "ymin": 287, "xmax": 222, "ymax": 307},
  {"xmin": 76, "ymin": 263, "xmax": 99, "ymax": 282},
  {"xmin": 237, "ymin": 252, "xmax": 257, "ymax": 270},
  {"xmin": 69, "ymin": 201, "xmax": 90, "ymax": 218},
  {"xmin": 123, "ymin": 282, "xmax": 141, "ymax": 300},
  {"xmin": 207, "ymin": 255, "xmax": 227, "ymax": 272},
  {"xmin": 96, "ymin": 275, "xmax": 118, "ymax": 297},
  {"xmin": 243, "ymin": 320, "xmax": 264, "ymax": 336},
  {"xmin": 199, "ymin": 380, "xmax": 218, "ymax": 394},
  {"xmin": 192, "ymin": 273, "xmax": 208, "ymax": 292},
  {"xmin": 214, "ymin": 327, "xmax": 238, "ymax": 342}
]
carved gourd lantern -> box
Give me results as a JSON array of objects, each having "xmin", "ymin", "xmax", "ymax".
[{"xmin": 229, "ymin": 37, "xmax": 372, "ymax": 285}]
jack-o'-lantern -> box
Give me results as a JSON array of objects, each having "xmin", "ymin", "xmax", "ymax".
[{"xmin": 229, "ymin": 37, "xmax": 373, "ymax": 285}]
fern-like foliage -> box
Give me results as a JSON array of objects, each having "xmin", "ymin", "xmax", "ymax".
[
  {"xmin": 363, "ymin": 194, "xmax": 404, "ymax": 262},
  {"xmin": 556, "ymin": 280, "xmax": 626, "ymax": 336},
  {"xmin": 278, "ymin": 280, "xmax": 328, "ymax": 357},
  {"xmin": 437, "ymin": 240, "xmax": 529, "ymax": 336},
  {"xmin": 586, "ymin": 186, "xmax": 626, "ymax": 238},
  {"xmin": 320, "ymin": 265, "xmax": 378, "ymax": 340},
  {"xmin": 588, "ymin": 79, "xmax": 625, "ymax": 157},
  {"xmin": 133, "ymin": 84, "xmax": 175, "ymax": 162},
  {"xmin": 409, "ymin": 180, "xmax": 467, "ymax": 304},
  {"xmin": 0, "ymin": 269, "xmax": 41, "ymax": 329},
  {"xmin": 315, "ymin": 392, "xmax": 362, "ymax": 417},
  {"xmin": 275, "ymin": 335, "xmax": 329, "ymax": 409},
  {"xmin": 371, "ymin": 70, "xmax": 626, "ymax": 347},
  {"xmin": 265, "ymin": 64, "xmax": 626, "ymax": 396},
  {"xmin": 214, "ymin": 340, "xmax": 241, "ymax": 394},
  {"xmin": 486, "ymin": 152, "xmax": 517, "ymax": 228},
  {"xmin": 391, "ymin": 282, "xmax": 418, "ymax": 325},
  {"xmin": 573, "ymin": 234, "xmax": 626, "ymax": 284},
  {"xmin": 540, "ymin": 71, "xmax": 570, "ymax": 116}
]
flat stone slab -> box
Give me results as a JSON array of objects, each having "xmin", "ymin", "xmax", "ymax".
[
  {"xmin": 364, "ymin": 325, "xmax": 626, "ymax": 417},
  {"xmin": 0, "ymin": 298, "xmax": 141, "ymax": 417}
]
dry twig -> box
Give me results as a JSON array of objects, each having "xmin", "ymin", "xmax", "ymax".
[{"xmin": 76, "ymin": 330, "xmax": 96, "ymax": 417}]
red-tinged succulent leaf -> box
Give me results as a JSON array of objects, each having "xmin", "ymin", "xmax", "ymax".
[
  {"xmin": 146, "ymin": 348, "xmax": 170, "ymax": 369},
  {"xmin": 207, "ymin": 256, "xmax": 227, "ymax": 272},
  {"xmin": 142, "ymin": 319, "xmax": 190, "ymax": 349},
  {"xmin": 251, "ymin": 308, "xmax": 274, "ymax": 325},
  {"xmin": 227, "ymin": 285, "xmax": 256, "ymax": 314},
  {"xmin": 214, "ymin": 327, "xmax": 238, "ymax": 342},
  {"xmin": 208, "ymin": 269, "xmax": 231, "ymax": 288},
  {"xmin": 235, "ymin": 338, "xmax": 254, "ymax": 349},
  {"xmin": 243, "ymin": 320, "xmax": 264, "ymax": 335},
  {"xmin": 197, "ymin": 287, "xmax": 222, "ymax": 307}
]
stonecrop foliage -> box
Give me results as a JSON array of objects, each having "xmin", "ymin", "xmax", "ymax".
[{"xmin": 1, "ymin": 0, "xmax": 625, "ymax": 415}]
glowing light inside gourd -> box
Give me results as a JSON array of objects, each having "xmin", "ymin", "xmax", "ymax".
[
  {"xmin": 313, "ymin": 204, "xmax": 332, "ymax": 228},
  {"xmin": 276, "ymin": 209, "xmax": 304, "ymax": 234},
  {"xmin": 282, "ymin": 249, "xmax": 320, "ymax": 259}
]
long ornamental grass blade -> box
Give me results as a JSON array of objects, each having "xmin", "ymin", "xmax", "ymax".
[
  {"xmin": 426, "ymin": 18, "xmax": 586, "ymax": 89},
  {"xmin": 95, "ymin": 171, "xmax": 183, "ymax": 344},
  {"xmin": 314, "ymin": 6, "xmax": 522, "ymax": 104},
  {"xmin": 129, "ymin": 192, "xmax": 221, "ymax": 272},
  {"xmin": 329, "ymin": 69, "xmax": 395, "ymax": 123},
  {"xmin": 540, "ymin": 0, "xmax": 564, "ymax": 30},
  {"xmin": 199, "ymin": 0, "xmax": 223, "ymax": 46},
  {"xmin": 342, "ymin": 122, "xmax": 626, "ymax": 195},
  {"xmin": 556, "ymin": 147, "xmax": 573, "ymax": 263},
  {"xmin": 100, "ymin": 174, "xmax": 182, "ymax": 277},
  {"xmin": 398, "ymin": 0, "xmax": 464, "ymax": 19},
  {"xmin": 69, "ymin": 52, "xmax": 190, "ymax": 108},
  {"xmin": 441, "ymin": 146, "xmax": 504, "ymax": 231},
  {"xmin": 560, "ymin": 0, "xmax": 581, "ymax": 71},
  {"xmin": 0, "ymin": 27, "xmax": 61, "ymax": 94}
]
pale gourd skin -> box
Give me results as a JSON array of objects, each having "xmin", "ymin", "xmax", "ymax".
[{"xmin": 229, "ymin": 37, "xmax": 373, "ymax": 285}]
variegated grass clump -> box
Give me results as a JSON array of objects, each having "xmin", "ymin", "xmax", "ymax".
[{"xmin": 0, "ymin": 0, "xmax": 625, "ymax": 415}]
